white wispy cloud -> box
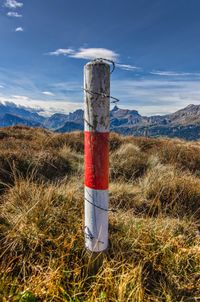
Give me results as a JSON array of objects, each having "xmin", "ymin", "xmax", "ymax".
[
  {"xmin": 52, "ymin": 81, "xmax": 81, "ymax": 92},
  {"xmin": 7, "ymin": 11, "xmax": 22, "ymax": 17},
  {"xmin": 15, "ymin": 27, "xmax": 23, "ymax": 32},
  {"xmin": 47, "ymin": 47, "xmax": 119, "ymax": 61},
  {"xmin": 150, "ymin": 70, "xmax": 200, "ymax": 77},
  {"xmin": 71, "ymin": 48, "xmax": 119, "ymax": 61},
  {"xmin": 47, "ymin": 48, "xmax": 74, "ymax": 56},
  {"xmin": 0, "ymin": 85, "xmax": 4, "ymax": 88},
  {"xmin": 47, "ymin": 47, "xmax": 142, "ymax": 72},
  {"xmin": 116, "ymin": 63, "xmax": 141, "ymax": 71},
  {"xmin": 112, "ymin": 78, "xmax": 200, "ymax": 115},
  {"xmin": 4, "ymin": 0, "xmax": 23, "ymax": 8},
  {"xmin": 12, "ymin": 95, "xmax": 29, "ymax": 100},
  {"xmin": 42, "ymin": 91, "xmax": 55, "ymax": 96},
  {"xmin": 0, "ymin": 95, "xmax": 83, "ymax": 116}
]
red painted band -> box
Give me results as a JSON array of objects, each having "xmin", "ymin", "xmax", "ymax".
[{"xmin": 84, "ymin": 131, "xmax": 109, "ymax": 190}]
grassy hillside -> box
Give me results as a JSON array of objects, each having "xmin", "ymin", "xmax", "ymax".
[{"xmin": 0, "ymin": 126, "xmax": 199, "ymax": 302}]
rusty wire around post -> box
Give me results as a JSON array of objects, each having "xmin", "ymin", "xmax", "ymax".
[
  {"xmin": 83, "ymin": 57, "xmax": 119, "ymax": 104},
  {"xmin": 83, "ymin": 88, "xmax": 119, "ymax": 104},
  {"xmin": 91, "ymin": 58, "xmax": 115, "ymax": 74}
]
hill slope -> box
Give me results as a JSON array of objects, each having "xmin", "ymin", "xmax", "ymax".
[{"xmin": 0, "ymin": 127, "xmax": 199, "ymax": 301}]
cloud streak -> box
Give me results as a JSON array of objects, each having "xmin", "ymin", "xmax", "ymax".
[
  {"xmin": 42, "ymin": 91, "xmax": 55, "ymax": 96},
  {"xmin": 7, "ymin": 11, "xmax": 22, "ymax": 17},
  {"xmin": 71, "ymin": 48, "xmax": 119, "ymax": 61},
  {"xmin": 4, "ymin": 0, "xmax": 23, "ymax": 8},
  {"xmin": 47, "ymin": 47, "xmax": 119, "ymax": 61},
  {"xmin": 15, "ymin": 27, "xmax": 23, "ymax": 32},
  {"xmin": 150, "ymin": 70, "xmax": 200, "ymax": 77},
  {"xmin": 47, "ymin": 48, "xmax": 74, "ymax": 56},
  {"xmin": 111, "ymin": 78, "xmax": 200, "ymax": 115},
  {"xmin": 116, "ymin": 63, "xmax": 141, "ymax": 71}
]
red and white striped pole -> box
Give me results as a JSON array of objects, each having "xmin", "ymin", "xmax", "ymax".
[{"xmin": 84, "ymin": 59, "xmax": 110, "ymax": 253}]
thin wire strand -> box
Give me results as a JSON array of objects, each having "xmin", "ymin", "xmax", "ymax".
[
  {"xmin": 83, "ymin": 227, "xmax": 104, "ymax": 244},
  {"xmin": 85, "ymin": 196, "xmax": 117, "ymax": 213},
  {"xmin": 84, "ymin": 88, "xmax": 120, "ymax": 104}
]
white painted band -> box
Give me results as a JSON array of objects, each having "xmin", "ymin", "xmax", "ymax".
[{"xmin": 84, "ymin": 186, "xmax": 108, "ymax": 252}]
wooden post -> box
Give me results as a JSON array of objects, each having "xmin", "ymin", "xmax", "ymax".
[{"xmin": 84, "ymin": 59, "xmax": 110, "ymax": 266}]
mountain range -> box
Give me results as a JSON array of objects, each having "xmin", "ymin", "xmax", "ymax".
[{"xmin": 0, "ymin": 102, "xmax": 200, "ymax": 140}]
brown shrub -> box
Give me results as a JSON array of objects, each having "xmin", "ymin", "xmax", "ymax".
[
  {"xmin": 130, "ymin": 136, "xmax": 163, "ymax": 152},
  {"xmin": 137, "ymin": 163, "xmax": 200, "ymax": 217},
  {"xmin": 0, "ymin": 180, "xmax": 83, "ymax": 275},
  {"xmin": 0, "ymin": 152, "xmax": 31, "ymax": 191},
  {"xmin": 110, "ymin": 142, "xmax": 148, "ymax": 181},
  {"xmin": 45, "ymin": 131, "xmax": 84, "ymax": 153},
  {"xmin": 110, "ymin": 182, "xmax": 138, "ymax": 211},
  {"xmin": 109, "ymin": 132, "xmax": 124, "ymax": 151},
  {"xmin": 158, "ymin": 142, "xmax": 200, "ymax": 175}
]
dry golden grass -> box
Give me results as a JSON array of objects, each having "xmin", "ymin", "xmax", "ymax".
[
  {"xmin": 137, "ymin": 163, "xmax": 200, "ymax": 217},
  {"xmin": 0, "ymin": 126, "xmax": 199, "ymax": 301},
  {"xmin": 110, "ymin": 143, "xmax": 148, "ymax": 181}
]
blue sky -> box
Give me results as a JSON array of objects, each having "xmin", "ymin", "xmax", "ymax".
[{"xmin": 1, "ymin": 0, "xmax": 200, "ymax": 116}]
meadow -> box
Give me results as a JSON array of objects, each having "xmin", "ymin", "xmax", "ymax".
[{"xmin": 0, "ymin": 126, "xmax": 199, "ymax": 301}]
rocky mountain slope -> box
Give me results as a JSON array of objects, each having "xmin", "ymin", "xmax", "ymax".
[
  {"xmin": 167, "ymin": 104, "xmax": 200, "ymax": 125},
  {"xmin": 0, "ymin": 102, "xmax": 45, "ymax": 124},
  {"xmin": 0, "ymin": 102, "xmax": 200, "ymax": 140},
  {"xmin": 0, "ymin": 113, "xmax": 40, "ymax": 128}
]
